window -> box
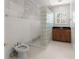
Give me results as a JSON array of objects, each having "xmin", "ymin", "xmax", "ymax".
[{"xmin": 47, "ymin": 12, "xmax": 54, "ymax": 29}]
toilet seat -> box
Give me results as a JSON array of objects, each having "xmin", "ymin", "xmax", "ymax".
[{"xmin": 15, "ymin": 43, "xmax": 29, "ymax": 52}]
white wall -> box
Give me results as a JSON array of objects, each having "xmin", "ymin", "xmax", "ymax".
[
  {"xmin": 49, "ymin": 0, "xmax": 71, "ymax": 6},
  {"xmin": 5, "ymin": 0, "xmax": 41, "ymax": 46},
  {"xmin": 70, "ymin": 21, "xmax": 75, "ymax": 48},
  {"xmin": 70, "ymin": 0, "xmax": 75, "ymax": 48},
  {"xmin": 70, "ymin": 6, "xmax": 75, "ymax": 48}
]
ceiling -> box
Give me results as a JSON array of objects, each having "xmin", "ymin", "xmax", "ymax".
[
  {"xmin": 48, "ymin": 0, "xmax": 71, "ymax": 6},
  {"xmin": 10, "ymin": 0, "xmax": 72, "ymax": 8}
]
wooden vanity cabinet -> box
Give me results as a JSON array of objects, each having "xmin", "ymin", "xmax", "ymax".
[{"xmin": 52, "ymin": 27, "xmax": 71, "ymax": 43}]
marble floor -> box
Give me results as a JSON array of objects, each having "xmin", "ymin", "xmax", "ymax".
[{"xmin": 11, "ymin": 41, "xmax": 75, "ymax": 59}]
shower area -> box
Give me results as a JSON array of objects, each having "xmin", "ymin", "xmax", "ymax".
[{"xmin": 28, "ymin": 7, "xmax": 54, "ymax": 47}]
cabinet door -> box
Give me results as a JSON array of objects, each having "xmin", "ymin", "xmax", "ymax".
[
  {"xmin": 53, "ymin": 29, "xmax": 62, "ymax": 41},
  {"xmin": 62, "ymin": 30, "xmax": 71, "ymax": 42}
]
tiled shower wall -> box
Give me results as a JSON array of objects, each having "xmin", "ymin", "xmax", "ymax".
[{"xmin": 40, "ymin": 7, "xmax": 52, "ymax": 46}]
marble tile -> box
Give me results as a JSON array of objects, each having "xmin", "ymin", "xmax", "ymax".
[
  {"xmin": 28, "ymin": 41, "xmax": 74, "ymax": 59},
  {"xmin": 10, "ymin": 41, "xmax": 74, "ymax": 59}
]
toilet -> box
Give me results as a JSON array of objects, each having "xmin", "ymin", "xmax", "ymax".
[{"xmin": 14, "ymin": 43, "xmax": 29, "ymax": 59}]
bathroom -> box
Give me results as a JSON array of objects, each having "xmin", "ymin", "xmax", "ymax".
[{"xmin": 4, "ymin": 0, "xmax": 75, "ymax": 59}]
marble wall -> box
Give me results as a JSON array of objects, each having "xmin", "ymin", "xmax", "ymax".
[{"xmin": 5, "ymin": 0, "xmax": 42, "ymax": 46}]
